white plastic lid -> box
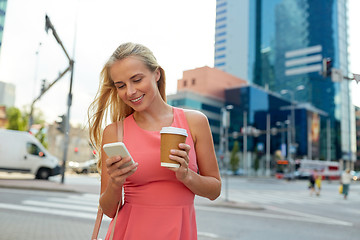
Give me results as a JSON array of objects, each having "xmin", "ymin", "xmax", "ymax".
[{"xmin": 160, "ymin": 127, "xmax": 188, "ymax": 137}]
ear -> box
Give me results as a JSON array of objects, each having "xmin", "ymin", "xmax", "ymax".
[{"xmin": 155, "ymin": 68, "xmax": 161, "ymax": 82}]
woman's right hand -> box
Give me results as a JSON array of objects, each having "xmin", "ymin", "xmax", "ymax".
[{"xmin": 106, "ymin": 156, "xmax": 138, "ymax": 188}]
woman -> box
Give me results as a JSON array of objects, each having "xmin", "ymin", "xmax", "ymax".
[
  {"xmin": 88, "ymin": 42, "xmax": 221, "ymax": 239},
  {"xmin": 341, "ymin": 168, "xmax": 352, "ymax": 199}
]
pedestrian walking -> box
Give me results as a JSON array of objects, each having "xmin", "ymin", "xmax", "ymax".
[
  {"xmin": 88, "ymin": 42, "xmax": 221, "ymax": 239},
  {"xmin": 341, "ymin": 168, "xmax": 352, "ymax": 199},
  {"xmin": 314, "ymin": 169, "xmax": 322, "ymax": 196},
  {"xmin": 308, "ymin": 169, "xmax": 316, "ymax": 196}
]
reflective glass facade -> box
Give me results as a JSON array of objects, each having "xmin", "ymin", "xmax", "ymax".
[
  {"xmin": 167, "ymin": 91, "xmax": 224, "ymax": 147},
  {"xmin": 215, "ymin": 0, "xmax": 355, "ymax": 161},
  {"xmin": 0, "ymin": 0, "xmax": 7, "ymax": 54},
  {"xmin": 225, "ymin": 85, "xmax": 325, "ymax": 159}
]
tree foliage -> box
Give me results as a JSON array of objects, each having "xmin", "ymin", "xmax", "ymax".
[
  {"xmin": 6, "ymin": 107, "xmax": 27, "ymax": 131},
  {"xmin": 6, "ymin": 106, "xmax": 48, "ymax": 148}
]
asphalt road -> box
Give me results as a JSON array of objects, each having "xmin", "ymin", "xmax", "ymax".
[{"xmin": 0, "ymin": 173, "xmax": 359, "ymax": 239}]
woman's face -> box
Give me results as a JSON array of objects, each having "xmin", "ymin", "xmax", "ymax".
[{"xmin": 109, "ymin": 56, "xmax": 160, "ymax": 112}]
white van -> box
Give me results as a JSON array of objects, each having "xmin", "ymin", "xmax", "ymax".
[{"xmin": 0, "ymin": 129, "xmax": 61, "ymax": 180}]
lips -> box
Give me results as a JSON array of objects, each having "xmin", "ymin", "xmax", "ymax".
[{"xmin": 130, "ymin": 94, "xmax": 144, "ymax": 103}]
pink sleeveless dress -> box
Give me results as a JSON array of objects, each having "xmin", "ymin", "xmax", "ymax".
[{"xmin": 105, "ymin": 107, "xmax": 198, "ymax": 240}]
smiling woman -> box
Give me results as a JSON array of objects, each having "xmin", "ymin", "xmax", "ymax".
[{"xmin": 87, "ymin": 42, "xmax": 221, "ymax": 240}]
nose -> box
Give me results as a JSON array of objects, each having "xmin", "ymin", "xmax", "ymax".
[{"xmin": 126, "ymin": 83, "xmax": 136, "ymax": 97}]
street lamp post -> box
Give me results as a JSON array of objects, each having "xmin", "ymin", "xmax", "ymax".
[
  {"xmin": 280, "ymin": 85, "xmax": 304, "ymax": 158},
  {"xmin": 220, "ymin": 105, "xmax": 233, "ymax": 201}
]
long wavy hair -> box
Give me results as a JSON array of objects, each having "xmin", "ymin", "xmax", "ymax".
[{"xmin": 87, "ymin": 42, "xmax": 166, "ymax": 171}]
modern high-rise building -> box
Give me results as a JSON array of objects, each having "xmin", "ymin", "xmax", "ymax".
[
  {"xmin": 214, "ymin": 0, "xmax": 356, "ymax": 164},
  {"xmin": 0, "ymin": 0, "xmax": 8, "ymax": 54},
  {"xmin": 0, "ymin": 81, "xmax": 15, "ymax": 108}
]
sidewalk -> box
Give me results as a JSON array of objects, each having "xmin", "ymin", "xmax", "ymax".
[{"xmin": 0, "ymin": 172, "xmax": 100, "ymax": 194}]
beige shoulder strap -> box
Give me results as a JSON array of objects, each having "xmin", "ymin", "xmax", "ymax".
[
  {"xmin": 116, "ymin": 120, "xmax": 124, "ymax": 142},
  {"xmin": 108, "ymin": 120, "xmax": 123, "ymax": 240}
]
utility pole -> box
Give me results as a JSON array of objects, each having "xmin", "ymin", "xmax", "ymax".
[
  {"xmin": 45, "ymin": 15, "xmax": 75, "ymax": 184},
  {"xmin": 243, "ymin": 111, "xmax": 247, "ymax": 176},
  {"xmin": 265, "ymin": 114, "xmax": 271, "ymax": 176},
  {"xmin": 220, "ymin": 105, "xmax": 233, "ymax": 202},
  {"xmin": 327, "ymin": 118, "xmax": 331, "ymax": 161}
]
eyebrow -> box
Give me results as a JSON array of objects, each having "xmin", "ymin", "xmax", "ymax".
[{"xmin": 113, "ymin": 73, "xmax": 143, "ymax": 84}]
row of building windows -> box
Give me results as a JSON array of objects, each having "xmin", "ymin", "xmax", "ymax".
[
  {"xmin": 216, "ymin": 9, "xmax": 227, "ymax": 15},
  {"xmin": 182, "ymin": 78, "xmax": 196, "ymax": 87},
  {"xmin": 216, "ymin": 24, "xmax": 226, "ymax": 30},
  {"xmin": 214, "ymin": 62, "xmax": 225, "ymax": 67},
  {"xmin": 215, "ymin": 54, "xmax": 226, "ymax": 60},
  {"xmin": 216, "ymin": 16, "xmax": 226, "ymax": 23},
  {"xmin": 216, "ymin": 1, "xmax": 227, "ymax": 9},
  {"xmin": 215, "ymin": 39, "xmax": 226, "ymax": 45},
  {"xmin": 215, "ymin": 31, "xmax": 226, "ymax": 37},
  {"xmin": 215, "ymin": 46, "xmax": 226, "ymax": 52}
]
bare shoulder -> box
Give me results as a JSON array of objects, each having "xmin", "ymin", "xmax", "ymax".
[
  {"xmin": 102, "ymin": 122, "xmax": 118, "ymax": 145},
  {"xmin": 183, "ymin": 109, "xmax": 208, "ymax": 125}
]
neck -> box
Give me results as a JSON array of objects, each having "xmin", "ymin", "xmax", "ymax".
[{"xmin": 133, "ymin": 101, "xmax": 174, "ymax": 131}]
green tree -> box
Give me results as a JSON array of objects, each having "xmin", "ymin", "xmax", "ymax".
[
  {"xmin": 6, "ymin": 106, "xmax": 48, "ymax": 148},
  {"xmin": 6, "ymin": 107, "xmax": 27, "ymax": 131},
  {"xmin": 230, "ymin": 141, "xmax": 240, "ymax": 174},
  {"xmin": 35, "ymin": 126, "xmax": 48, "ymax": 149}
]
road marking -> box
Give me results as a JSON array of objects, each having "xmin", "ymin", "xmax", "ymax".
[
  {"xmin": 0, "ymin": 202, "xmax": 111, "ymax": 221},
  {"xmin": 196, "ymin": 205, "xmax": 353, "ymax": 226},
  {"xmin": 198, "ymin": 232, "xmax": 220, "ymax": 238},
  {"xmin": 266, "ymin": 205, "xmax": 353, "ymax": 226},
  {"xmin": 23, "ymin": 200, "xmax": 97, "ymax": 212},
  {"xmin": 222, "ymin": 189, "xmax": 356, "ymax": 205},
  {"xmin": 47, "ymin": 197, "xmax": 98, "ymax": 206}
]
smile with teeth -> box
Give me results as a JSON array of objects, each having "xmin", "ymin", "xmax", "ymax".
[{"xmin": 130, "ymin": 95, "xmax": 144, "ymax": 103}]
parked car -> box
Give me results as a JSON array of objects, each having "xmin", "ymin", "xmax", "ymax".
[
  {"xmin": 0, "ymin": 129, "xmax": 61, "ymax": 180},
  {"xmin": 68, "ymin": 159, "xmax": 98, "ymax": 174}
]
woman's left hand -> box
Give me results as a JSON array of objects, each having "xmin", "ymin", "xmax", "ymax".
[{"xmin": 168, "ymin": 143, "xmax": 191, "ymax": 181}]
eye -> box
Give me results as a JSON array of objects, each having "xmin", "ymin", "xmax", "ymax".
[
  {"xmin": 115, "ymin": 83, "xmax": 125, "ymax": 89},
  {"xmin": 134, "ymin": 78, "xmax": 142, "ymax": 83}
]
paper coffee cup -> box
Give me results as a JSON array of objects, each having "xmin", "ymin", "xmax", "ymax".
[{"xmin": 160, "ymin": 127, "xmax": 188, "ymax": 168}]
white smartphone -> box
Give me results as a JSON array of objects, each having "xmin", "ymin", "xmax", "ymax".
[{"xmin": 103, "ymin": 142, "xmax": 134, "ymax": 168}]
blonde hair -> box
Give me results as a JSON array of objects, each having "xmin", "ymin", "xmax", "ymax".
[{"xmin": 88, "ymin": 42, "xmax": 166, "ymax": 171}]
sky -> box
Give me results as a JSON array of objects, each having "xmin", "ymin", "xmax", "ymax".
[{"xmin": 0, "ymin": 0, "xmax": 359, "ymax": 127}]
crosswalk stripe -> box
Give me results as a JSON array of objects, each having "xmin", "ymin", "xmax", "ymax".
[
  {"xmin": 0, "ymin": 202, "xmax": 110, "ymax": 221},
  {"xmin": 221, "ymin": 190, "xmax": 357, "ymax": 205},
  {"xmin": 23, "ymin": 200, "xmax": 98, "ymax": 212},
  {"xmin": 47, "ymin": 197, "xmax": 98, "ymax": 207}
]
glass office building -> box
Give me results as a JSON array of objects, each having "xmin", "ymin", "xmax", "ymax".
[
  {"xmin": 0, "ymin": 0, "xmax": 7, "ymax": 54},
  {"xmin": 215, "ymin": 0, "xmax": 355, "ymax": 162},
  {"xmin": 167, "ymin": 90, "xmax": 224, "ymax": 148},
  {"xmin": 225, "ymin": 85, "xmax": 328, "ymax": 160}
]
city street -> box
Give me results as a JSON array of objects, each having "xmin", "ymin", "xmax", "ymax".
[{"xmin": 0, "ymin": 174, "xmax": 359, "ymax": 239}]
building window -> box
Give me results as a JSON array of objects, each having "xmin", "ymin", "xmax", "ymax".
[
  {"xmin": 216, "ymin": 31, "xmax": 226, "ymax": 37},
  {"xmin": 215, "ymin": 39, "xmax": 226, "ymax": 44},
  {"xmin": 215, "ymin": 54, "xmax": 226, "ymax": 60},
  {"xmin": 215, "ymin": 62, "xmax": 225, "ymax": 67},
  {"xmin": 216, "ymin": 17, "xmax": 227, "ymax": 23},
  {"xmin": 183, "ymin": 80, "xmax": 187, "ymax": 87},
  {"xmin": 192, "ymin": 78, "xmax": 196, "ymax": 85}
]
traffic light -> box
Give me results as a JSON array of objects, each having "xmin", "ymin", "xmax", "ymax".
[
  {"xmin": 322, "ymin": 58, "xmax": 332, "ymax": 78},
  {"xmin": 56, "ymin": 114, "xmax": 66, "ymax": 133},
  {"xmin": 41, "ymin": 79, "xmax": 46, "ymax": 93}
]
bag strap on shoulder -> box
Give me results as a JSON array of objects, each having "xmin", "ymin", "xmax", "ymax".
[{"xmin": 91, "ymin": 120, "xmax": 123, "ymax": 240}]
